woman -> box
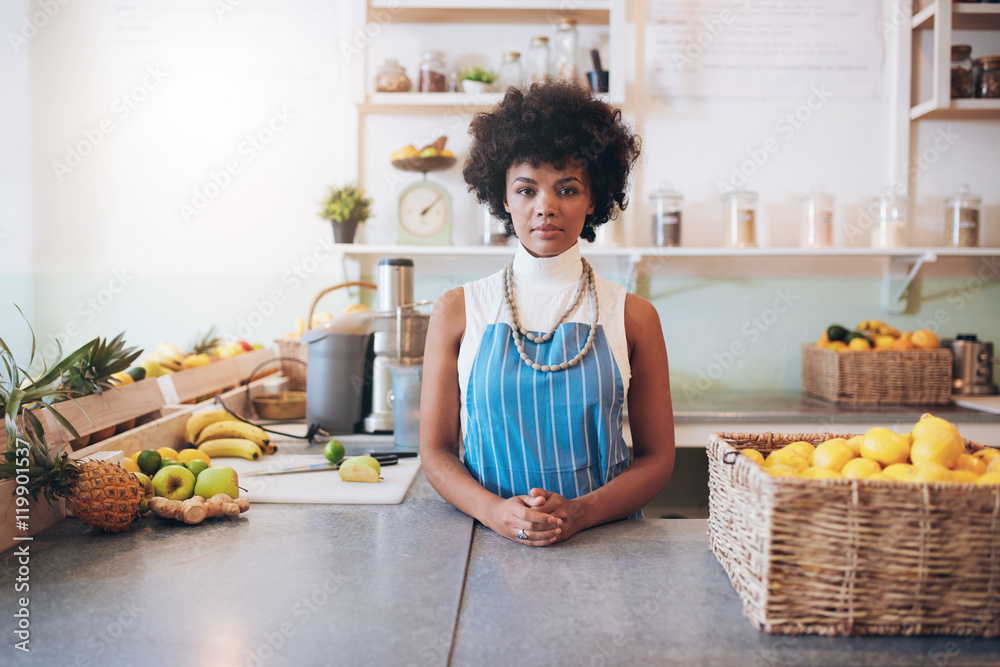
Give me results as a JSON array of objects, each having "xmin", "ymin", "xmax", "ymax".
[{"xmin": 419, "ymin": 81, "xmax": 675, "ymax": 546}]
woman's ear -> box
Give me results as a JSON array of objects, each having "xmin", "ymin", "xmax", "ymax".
[
  {"xmin": 587, "ymin": 195, "xmax": 596, "ymax": 216},
  {"xmin": 503, "ymin": 194, "xmax": 510, "ymax": 213}
]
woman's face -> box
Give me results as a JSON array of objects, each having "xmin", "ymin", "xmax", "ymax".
[{"xmin": 503, "ymin": 160, "xmax": 596, "ymax": 258}]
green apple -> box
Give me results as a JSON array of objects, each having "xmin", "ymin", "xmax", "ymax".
[
  {"xmin": 194, "ymin": 465, "xmax": 240, "ymax": 499},
  {"xmin": 186, "ymin": 460, "xmax": 209, "ymax": 478},
  {"xmin": 132, "ymin": 472, "xmax": 155, "ymax": 513},
  {"xmin": 419, "ymin": 148, "xmax": 438, "ymax": 158},
  {"xmin": 338, "ymin": 455, "xmax": 381, "ymax": 483},
  {"xmin": 152, "ymin": 465, "xmax": 196, "ymax": 501},
  {"xmin": 324, "ymin": 439, "xmax": 345, "ymax": 464}
]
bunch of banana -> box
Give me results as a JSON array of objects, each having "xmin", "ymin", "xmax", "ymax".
[
  {"xmin": 185, "ymin": 409, "xmax": 277, "ymax": 458},
  {"xmin": 857, "ymin": 319, "xmax": 901, "ymax": 338}
]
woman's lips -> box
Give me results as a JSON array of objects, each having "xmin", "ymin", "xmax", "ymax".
[{"xmin": 533, "ymin": 224, "xmax": 562, "ymax": 239}]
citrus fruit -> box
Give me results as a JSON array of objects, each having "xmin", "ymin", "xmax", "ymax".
[
  {"xmin": 177, "ymin": 448, "xmax": 211, "ymax": 465},
  {"xmin": 990, "ymin": 457, "xmax": 1000, "ymax": 474},
  {"xmin": 136, "ymin": 449, "xmax": 162, "ymax": 475},
  {"xmin": 882, "ymin": 463, "xmax": 914, "ymax": 481},
  {"xmin": 949, "ymin": 470, "xmax": 979, "ymax": 484},
  {"xmin": 783, "ymin": 441, "xmax": 815, "ymax": 460},
  {"xmin": 910, "ymin": 420, "xmax": 963, "ymax": 469},
  {"xmin": 845, "ymin": 435, "xmax": 864, "ymax": 456},
  {"xmin": 764, "ymin": 464, "xmax": 800, "ymax": 478},
  {"xmin": 891, "ymin": 337, "xmax": 917, "ymax": 351},
  {"xmin": 122, "ymin": 457, "xmax": 141, "ymax": 473},
  {"xmin": 975, "ymin": 471, "xmax": 1000, "ymax": 485},
  {"xmin": 873, "ymin": 335, "xmax": 896, "ymax": 350},
  {"xmin": 860, "ymin": 428, "xmax": 910, "ymax": 467},
  {"xmin": 847, "ymin": 337, "xmax": 871, "ymax": 351},
  {"xmin": 973, "ymin": 448, "xmax": 1000, "ymax": 466},
  {"xmin": 866, "ymin": 472, "xmax": 894, "ymax": 482},
  {"xmin": 811, "ymin": 439, "xmax": 856, "ymax": 472},
  {"xmin": 903, "ymin": 462, "xmax": 951, "ymax": 483},
  {"xmin": 764, "ymin": 449, "xmax": 809, "ymax": 473},
  {"xmin": 800, "ymin": 467, "xmax": 843, "ymax": 479},
  {"xmin": 841, "ymin": 457, "xmax": 882, "ymax": 480},
  {"xmin": 157, "ymin": 447, "xmax": 178, "ymax": 461},
  {"xmin": 741, "ymin": 449, "xmax": 765, "ymax": 466},
  {"xmin": 953, "ymin": 452, "xmax": 987, "ymax": 476},
  {"xmin": 324, "ymin": 440, "xmax": 346, "ymax": 464},
  {"xmin": 185, "ymin": 460, "xmax": 210, "ymax": 478},
  {"xmin": 159, "ymin": 459, "xmax": 186, "ymax": 470},
  {"xmin": 910, "ymin": 329, "xmax": 939, "ymax": 350},
  {"xmin": 827, "ymin": 341, "xmax": 848, "ymax": 351}
]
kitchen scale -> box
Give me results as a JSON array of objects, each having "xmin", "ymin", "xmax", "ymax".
[{"xmin": 392, "ymin": 155, "xmax": 456, "ymax": 245}]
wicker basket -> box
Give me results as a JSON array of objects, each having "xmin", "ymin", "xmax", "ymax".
[
  {"xmin": 275, "ymin": 281, "xmax": 377, "ymax": 392},
  {"xmin": 707, "ymin": 431, "xmax": 1000, "ymax": 637},
  {"xmin": 801, "ymin": 344, "xmax": 952, "ymax": 405}
]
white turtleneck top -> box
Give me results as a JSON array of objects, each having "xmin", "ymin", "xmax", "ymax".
[{"xmin": 457, "ymin": 243, "xmax": 635, "ymax": 508}]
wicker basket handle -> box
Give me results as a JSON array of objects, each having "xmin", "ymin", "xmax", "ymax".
[{"xmin": 307, "ymin": 281, "xmax": 377, "ymax": 331}]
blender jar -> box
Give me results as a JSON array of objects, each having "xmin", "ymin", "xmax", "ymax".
[{"xmin": 649, "ymin": 185, "xmax": 683, "ymax": 247}]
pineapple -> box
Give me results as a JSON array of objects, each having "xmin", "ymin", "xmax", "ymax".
[
  {"xmin": 0, "ymin": 430, "xmax": 143, "ymax": 533},
  {"xmin": 61, "ymin": 332, "xmax": 142, "ymax": 397},
  {"xmin": 188, "ymin": 326, "xmax": 221, "ymax": 356}
]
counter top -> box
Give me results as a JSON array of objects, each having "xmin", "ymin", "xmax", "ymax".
[{"xmin": 4, "ymin": 469, "xmax": 998, "ymax": 666}]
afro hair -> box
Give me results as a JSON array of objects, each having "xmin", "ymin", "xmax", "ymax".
[{"xmin": 462, "ymin": 80, "xmax": 641, "ymax": 242}]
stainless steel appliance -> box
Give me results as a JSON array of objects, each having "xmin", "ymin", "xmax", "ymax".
[{"xmin": 942, "ymin": 334, "xmax": 999, "ymax": 395}]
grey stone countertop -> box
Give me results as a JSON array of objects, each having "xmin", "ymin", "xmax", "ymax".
[
  {"xmin": 4, "ymin": 468, "xmax": 998, "ymax": 666},
  {"xmin": 669, "ymin": 391, "xmax": 1000, "ymax": 423}
]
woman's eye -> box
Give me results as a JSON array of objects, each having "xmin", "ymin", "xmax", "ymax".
[
  {"xmin": 559, "ymin": 188, "xmax": 577, "ymax": 196},
  {"xmin": 517, "ymin": 188, "xmax": 534, "ymax": 196}
]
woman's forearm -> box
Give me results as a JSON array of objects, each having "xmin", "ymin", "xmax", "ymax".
[
  {"xmin": 573, "ymin": 448, "xmax": 675, "ymax": 530},
  {"xmin": 421, "ymin": 447, "xmax": 504, "ymax": 527}
]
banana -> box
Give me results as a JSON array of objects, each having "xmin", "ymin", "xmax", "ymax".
[
  {"xmin": 197, "ymin": 438, "xmax": 262, "ymax": 461},
  {"xmin": 185, "ymin": 409, "xmax": 240, "ymax": 445},
  {"xmin": 195, "ymin": 420, "xmax": 271, "ymax": 450},
  {"xmin": 857, "ymin": 320, "xmax": 900, "ymax": 338}
]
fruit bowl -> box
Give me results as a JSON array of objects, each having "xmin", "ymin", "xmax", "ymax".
[
  {"xmin": 252, "ymin": 392, "xmax": 306, "ymax": 420},
  {"xmin": 391, "ymin": 156, "xmax": 457, "ymax": 173}
]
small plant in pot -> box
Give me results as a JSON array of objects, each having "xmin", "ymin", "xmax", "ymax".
[
  {"xmin": 461, "ymin": 67, "xmax": 498, "ymax": 95},
  {"xmin": 318, "ymin": 182, "xmax": 373, "ymax": 244}
]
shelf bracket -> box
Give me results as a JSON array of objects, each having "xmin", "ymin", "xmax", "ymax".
[
  {"xmin": 882, "ymin": 251, "xmax": 937, "ymax": 315},
  {"xmin": 624, "ymin": 252, "xmax": 642, "ymax": 294}
]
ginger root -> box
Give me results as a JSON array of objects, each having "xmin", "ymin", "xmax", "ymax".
[{"xmin": 148, "ymin": 494, "xmax": 250, "ymax": 525}]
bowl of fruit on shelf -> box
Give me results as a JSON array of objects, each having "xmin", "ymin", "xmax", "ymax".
[{"xmin": 390, "ymin": 136, "xmax": 455, "ymax": 173}]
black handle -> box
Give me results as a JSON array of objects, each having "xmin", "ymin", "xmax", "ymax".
[
  {"xmin": 368, "ymin": 451, "xmax": 418, "ymax": 459},
  {"xmin": 591, "ymin": 49, "xmax": 603, "ymax": 72}
]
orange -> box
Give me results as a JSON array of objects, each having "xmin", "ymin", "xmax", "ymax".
[{"xmin": 910, "ymin": 329, "xmax": 940, "ymax": 350}]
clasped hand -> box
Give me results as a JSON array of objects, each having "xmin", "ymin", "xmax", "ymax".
[{"xmin": 491, "ymin": 488, "xmax": 582, "ymax": 546}]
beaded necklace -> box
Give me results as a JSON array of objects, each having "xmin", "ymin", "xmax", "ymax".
[{"xmin": 502, "ymin": 256, "xmax": 599, "ymax": 373}]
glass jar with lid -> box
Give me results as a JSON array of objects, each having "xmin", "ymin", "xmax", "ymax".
[
  {"xmin": 649, "ymin": 185, "xmax": 683, "ymax": 247},
  {"xmin": 527, "ymin": 36, "xmax": 550, "ymax": 85},
  {"xmin": 419, "ymin": 51, "xmax": 448, "ymax": 93},
  {"xmin": 800, "ymin": 187, "xmax": 834, "ymax": 248},
  {"xmin": 497, "ymin": 51, "xmax": 523, "ymax": 91},
  {"xmin": 872, "ymin": 193, "xmax": 908, "ymax": 248},
  {"xmin": 944, "ymin": 185, "xmax": 981, "ymax": 248},
  {"xmin": 553, "ymin": 18, "xmax": 580, "ymax": 85},
  {"xmin": 951, "ymin": 45, "xmax": 974, "ymax": 99},
  {"xmin": 374, "ymin": 59, "xmax": 412, "ymax": 93},
  {"xmin": 723, "ymin": 190, "xmax": 758, "ymax": 248},
  {"xmin": 974, "ymin": 55, "xmax": 1000, "ymax": 98}
]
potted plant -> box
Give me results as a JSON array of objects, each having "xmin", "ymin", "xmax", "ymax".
[
  {"xmin": 461, "ymin": 67, "xmax": 498, "ymax": 95},
  {"xmin": 318, "ymin": 182, "xmax": 373, "ymax": 244}
]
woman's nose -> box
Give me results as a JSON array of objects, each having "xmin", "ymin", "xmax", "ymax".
[{"xmin": 534, "ymin": 192, "xmax": 556, "ymax": 216}]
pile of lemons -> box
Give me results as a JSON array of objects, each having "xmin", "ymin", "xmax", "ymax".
[
  {"xmin": 817, "ymin": 320, "xmax": 939, "ymax": 352},
  {"xmin": 743, "ymin": 414, "xmax": 1000, "ymax": 485}
]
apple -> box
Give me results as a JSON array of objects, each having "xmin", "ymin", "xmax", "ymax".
[
  {"xmin": 186, "ymin": 460, "xmax": 209, "ymax": 479},
  {"xmin": 152, "ymin": 466, "xmax": 196, "ymax": 501},
  {"xmin": 338, "ymin": 455, "xmax": 381, "ymax": 483},
  {"xmin": 235, "ymin": 340, "xmax": 253, "ymax": 352},
  {"xmin": 419, "ymin": 148, "xmax": 439, "ymax": 158},
  {"xmin": 194, "ymin": 466, "xmax": 240, "ymax": 499},
  {"xmin": 132, "ymin": 472, "xmax": 155, "ymax": 513}
]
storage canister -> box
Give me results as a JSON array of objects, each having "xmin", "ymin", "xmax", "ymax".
[
  {"xmin": 951, "ymin": 45, "xmax": 974, "ymax": 99},
  {"xmin": 649, "ymin": 185, "xmax": 683, "ymax": 247},
  {"xmin": 723, "ymin": 190, "xmax": 758, "ymax": 247},
  {"xmin": 944, "ymin": 185, "xmax": 981, "ymax": 248},
  {"xmin": 498, "ymin": 51, "xmax": 523, "ymax": 91},
  {"xmin": 553, "ymin": 19, "xmax": 580, "ymax": 85},
  {"xmin": 872, "ymin": 193, "xmax": 907, "ymax": 248},
  {"xmin": 527, "ymin": 36, "xmax": 550, "ymax": 85},
  {"xmin": 800, "ymin": 187, "xmax": 834, "ymax": 248},
  {"xmin": 375, "ymin": 59, "xmax": 412, "ymax": 93},
  {"xmin": 419, "ymin": 51, "xmax": 448, "ymax": 93},
  {"xmin": 974, "ymin": 55, "xmax": 1000, "ymax": 98}
]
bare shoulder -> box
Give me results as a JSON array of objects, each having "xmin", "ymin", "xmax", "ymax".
[
  {"xmin": 429, "ymin": 286, "xmax": 466, "ymax": 339},
  {"xmin": 623, "ymin": 293, "xmax": 662, "ymax": 338}
]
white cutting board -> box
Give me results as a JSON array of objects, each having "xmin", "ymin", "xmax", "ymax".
[
  {"xmin": 217, "ymin": 455, "xmax": 421, "ymax": 504},
  {"xmin": 954, "ymin": 396, "xmax": 1000, "ymax": 415}
]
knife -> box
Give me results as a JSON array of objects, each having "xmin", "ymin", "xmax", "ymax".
[{"xmin": 243, "ymin": 454, "xmax": 399, "ymax": 477}]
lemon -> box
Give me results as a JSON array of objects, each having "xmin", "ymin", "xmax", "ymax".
[
  {"xmin": 974, "ymin": 448, "xmax": 1000, "ymax": 466},
  {"xmin": 990, "ymin": 457, "xmax": 1000, "ymax": 474},
  {"xmin": 953, "ymin": 452, "xmax": 987, "ymax": 476},
  {"xmin": 800, "ymin": 467, "xmax": 843, "ymax": 480},
  {"xmin": 177, "ymin": 448, "xmax": 211, "ymax": 465},
  {"xmin": 122, "ymin": 458, "xmax": 141, "ymax": 473},
  {"xmin": 903, "ymin": 462, "xmax": 952, "ymax": 483},
  {"xmin": 845, "ymin": 435, "xmax": 864, "ymax": 457},
  {"xmin": 741, "ymin": 449, "xmax": 765, "ymax": 466},
  {"xmin": 847, "ymin": 337, "xmax": 871, "ymax": 351},
  {"xmin": 975, "ymin": 471, "xmax": 1000, "ymax": 485},
  {"xmin": 827, "ymin": 341, "xmax": 848, "ymax": 351},
  {"xmin": 910, "ymin": 329, "xmax": 940, "ymax": 350},
  {"xmin": 841, "ymin": 457, "xmax": 882, "ymax": 480},
  {"xmin": 882, "ymin": 463, "xmax": 914, "ymax": 481},
  {"xmin": 811, "ymin": 439, "xmax": 856, "ymax": 472},
  {"xmin": 949, "ymin": 470, "xmax": 979, "ymax": 484},
  {"xmin": 764, "ymin": 464, "xmax": 800, "ymax": 478},
  {"xmin": 866, "ymin": 472, "xmax": 895, "ymax": 482},
  {"xmin": 783, "ymin": 441, "xmax": 815, "ymax": 459},
  {"xmin": 764, "ymin": 449, "xmax": 809, "ymax": 473},
  {"xmin": 873, "ymin": 335, "xmax": 896, "ymax": 350},
  {"xmin": 910, "ymin": 425, "xmax": 964, "ymax": 469},
  {"xmin": 860, "ymin": 428, "xmax": 910, "ymax": 467},
  {"xmin": 157, "ymin": 447, "xmax": 178, "ymax": 461}
]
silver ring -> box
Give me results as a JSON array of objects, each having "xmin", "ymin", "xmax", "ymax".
[{"xmin": 517, "ymin": 528, "xmax": 528, "ymax": 540}]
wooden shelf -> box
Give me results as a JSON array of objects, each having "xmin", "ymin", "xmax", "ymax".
[
  {"xmin": 912, "ymin": 3, "xmax": 1000, "ymax": 31},
  {"xmin": 911, "ymin": 98, "xmax": 1000, "ymax": 120},
  {"xmin": 368, "ymin": 0, "xmax": 611, "ymax": 24},
  {"xmin": 361, "ymin": 91, "xmax": 621, "ymax": 114}
]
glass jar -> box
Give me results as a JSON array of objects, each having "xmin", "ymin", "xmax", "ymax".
[
  {"xmin": 553, "ymin": 19, "xmax": 580, "ymax": 85},
  {"xmin": 649, "ymin": 185, "xmax": 683, "ymax": 247},
  {"xmin": 482, "ymin": 206, "xmax": 509, "ymax": 246},
  {"xmin": 800, "ymin": 188, "xmax": 834, "ymax": 248},
  {"xmin": 974, "ymin": 55, "xmax": 1000, "ymax": 98},
  {"xmin": 419, "ymin": 51, "xmax": 448, "ymax": 93},
  {"xmin": 944, "ymin": 185, "xmax": 981, "ymax": 248},
  {"xmin": 872, "ymin": 193, "xmax": 908, "ymax": 248},
  {"xmin": 527, "ymin": 36, "xmax": 550, "ymax": 85},
  {"xmin": 951, "ymin": 45, "xmax": 974, "ymax": 99},
  {"xmin": 374, "ymin": 59, "xmax": 412, "ymax": 93},
  {"xmin": 723, "ymin": 190, "xmax": 758, "ymax": 248},
  {"xmin": 498, "ymin": 51, "xmax": 523, "ymax": 91}
]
